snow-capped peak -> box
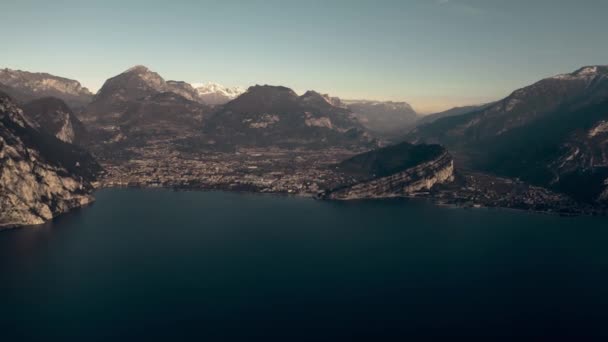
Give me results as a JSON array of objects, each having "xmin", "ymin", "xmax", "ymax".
[
  {"xmin": 193, "ymin": 82, "xmax": 245, "ymax": 96},
  {"xmin": 192, "ymin": 82, "xmax": 245, "ymax": 105}
]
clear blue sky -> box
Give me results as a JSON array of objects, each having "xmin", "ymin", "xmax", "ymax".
[{"xmin": 2, "ymin": 0, "xmax": 607, "ymax": 112}]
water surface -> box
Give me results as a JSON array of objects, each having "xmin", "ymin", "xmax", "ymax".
[{"xmin": 2, "ymin": 189, "xmax": 608, "ymax": 340}]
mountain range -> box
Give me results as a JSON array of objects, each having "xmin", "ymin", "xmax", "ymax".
[
  {"xmin": 202, "ymin": 86, "xmax": 374, "ymax": 149},
  {"xmin": 1, "ymin": 63, "xmax": 608, "ymax": 228}
]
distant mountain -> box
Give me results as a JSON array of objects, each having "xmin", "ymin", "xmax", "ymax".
[
  {"xmin": 416, "ymin": 103, "xmax": 494, "ymax": 126},
  {"xmin": 0, "ymin": 91, "xmax": 101, "ymax": 229},
  {"xmin": 0, "ymin": 68, "xmax": 93, "ymax": 109},
  {"xmin": 85, "ymin": 65, "xmax": 167, "ymax": 121},
  {"xmin": 343, "ymin": 100, "xmax": 418, "ymax": 138},
  {"xmin": 320, "ymin": 142, "xmax": 454, "ymax": 199},
  {"xmin": 202, "ymin": 86, "xmax": 374, "ymax": 149},
  {"xmin": 93, "ymin": 91, "xmax": 206, "ymax": 152},
  {"xmin": 83, "ymin": 65, "xmax": 208, "ymax": 123},
  {"xmin": 81, "ymin": 66, "xmax": 210, "ymax": 158},
  {"xmin": 194, "ymin": 82, "xmax": 245, "ymax": 105},
  {"xmin": 166, "ymin": 80, "xmax": 201, "ymax": 102},
  {"xmin": 407, "ymin": 65, "xmax": 608, "ymax": 204},
  {"xmin": 300, "ymin": 91, "xmax": 345, "ymax": 109},
  {"xmin": 22, "ymin": 97, "xmax": 88, "ymax": 145}
]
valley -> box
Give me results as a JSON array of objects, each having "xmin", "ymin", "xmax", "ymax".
[
  {"xmin": 98, "ymin": 146, "xmax": 356, "ymax": 194},
  {"xmin": 2, "ymin": 64, "xmax": 608, "ymax": 229}
]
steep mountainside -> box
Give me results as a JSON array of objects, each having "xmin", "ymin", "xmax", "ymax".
[
  {"xmin": 86, "ymin": 92, "xmax": 209, "ymax": 160},
  {"xmin": 407, "ymin": 65, "xmax": 608, "ymax": 204},
  {"xmin": 344, "ymin": 100, "xmax": 418, "ymax": 138},
  {"xmin": 416, "ymin": 102, "xmax": 494, "ymax": 126},
  {"xmin": 22, "ymin": 97, "xmax": 88, "ymax": 145},
  {"xmin": 320, "ymin": 142, "xmax": 454, "ymax": 199},
  {"xmin": 82, "ymin": 66, "xmax": 210, "ymax": 154},
  {"xmin": 0, "ymin": 92, "xmax": 101, "ymax": 229},
  {"xmin": 202, "ymin": 86, "xmax": 375, "ymax": 149},
  {"xmin": 84, "ymin": 65, "xmax": 168, "ymax": 123},
  {"xmin": 0, "ymin": 68, "xmax": 93, "ymax": 109}
]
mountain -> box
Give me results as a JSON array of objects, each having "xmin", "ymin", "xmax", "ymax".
[
  {"xmin": 84, "ymin": 65, "xmax": 209, "ymax": 123},
  {"xmin": 202, "ymin": 86, "xmax": 375, "ymax": 149},
  {"xmin": 300, "ymin": 91, "xmax": 346, "ymax": 109},
  {"xmin": 416, "ymin": 102, "xmax": 494, "ymax": 126},
  {"xmin": 194, "ymin": 82, "xmax": 245, "ymax": 105},
  {"xmin": 342, "ymin": 100, "xmax": 418, "ymax": 138},
  {"xmin": 319, "ymin": 142, "xmax": 454, "ymax": 199},
  {"xmin": 22, "ymin": 97, "xmax": 88, "ymax": 145},
  {"xmin": 84, "ymin": 65, "xmax": 166, "ymax": 121},
  {"xmin": 86, "ymin": 92, "xmax": 208, "ymax": 161},
  {"xmin": 82, "ymin": 66, "xmax": 209, "ymax": 148},
  {"xmin": 407, "ymin": 65, "xmax": 608, "ymax": 204},
  {"xmin": 166, "ymin": 80, "xmax": 201, "ymax": 102},
  {"xmin": 0, "ymin": 68, "xmax": 93, "ymax": 109},
  {"xmin": 0, "ymin": 92, "xmax": 101, "ymax": 229}
]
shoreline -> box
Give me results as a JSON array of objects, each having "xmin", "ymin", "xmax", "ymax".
[
  {"xmin": 3, "ymin": 182, "xmax": 603, "ymax": 232},
  {"xmin": 95, "ymin": 183, "xmax": 605, "ymax": 217}
]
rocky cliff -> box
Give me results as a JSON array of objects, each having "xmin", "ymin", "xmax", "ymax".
[
  {"xmin": 0, "ymin": 92, "xmax": 100, "ymax": 229},
  {"xmin": 321, "ymin": 143, "xmax": 454, "ymax": 200}
]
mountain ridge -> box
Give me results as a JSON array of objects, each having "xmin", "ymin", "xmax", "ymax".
[
  {"xmin": 0, "ymin": 68, "xmax": 93, "ymax": 109},
  {"xmin": 407, "ymin": 65, "xmax": 608, "ymax": 204}
]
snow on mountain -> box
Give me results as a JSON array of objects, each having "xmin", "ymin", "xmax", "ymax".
[
  {"xmin": 551, "ymin": 65, "xmax": 608, "ymax": 81},
  {"xmin": 192, "ymin": 82, "xmax": 245, "ymax": 105}
]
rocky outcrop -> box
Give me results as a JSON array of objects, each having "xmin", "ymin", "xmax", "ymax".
[
  {"xmin": 0, "ymin": 92, "xmax": 100, "ymax": 229},
  {"xmin": 320, "ymin": 143, "xmax": 454, "ymax": 200},
  {"xmin": 0, "ymin": 68, "xmax": 93, "ymax": 109}
]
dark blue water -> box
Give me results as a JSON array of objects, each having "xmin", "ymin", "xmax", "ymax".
[{"xmin": 2, "ymin": 189, "xmax": 608, "ymax": 341}]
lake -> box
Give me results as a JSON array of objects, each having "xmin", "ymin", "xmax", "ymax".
[{"xmin": 2, "ymin": 188, "xmax": 608, "ymax": 340}]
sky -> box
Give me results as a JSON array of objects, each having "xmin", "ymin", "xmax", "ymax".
[{"xmin": 2, "ymin": 0, "xmax": 608, "ymax": 113}]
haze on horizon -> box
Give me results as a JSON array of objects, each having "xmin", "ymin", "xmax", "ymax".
[{"xmin": 2, "ymin": 0, "xmax": 607, "ymax": 113}]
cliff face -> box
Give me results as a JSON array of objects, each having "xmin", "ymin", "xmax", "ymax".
[
  {"xmin": 0, "ymin": 92, "xmax": 99, "ymax": 229},
  {"xmin": 322, "ymin": 144, "xmax": 454, "ymax": 200},
  {"xmin": 22, "ymin": 97, "xmax": 88, "ymax": 145}
]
